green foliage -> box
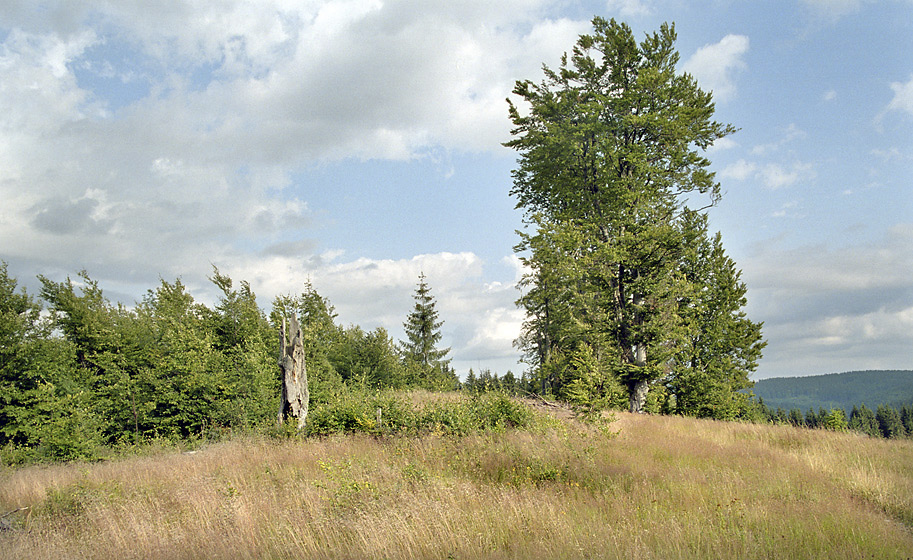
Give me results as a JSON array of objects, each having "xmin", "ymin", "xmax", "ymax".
[
  {"xmin": 400, "ymin": 273, "xmax": 452, "ymax": 388},
  {"xmin": 330, "ymin": 326, "xmax": 406, "ymax": 389},
  {"xmin": 902, "ymin": 406, "xmax": 913, "ymax": 435},
  {"xmin": 506, "ymin": 18, "xmax": 760, "ymax": 413},
  {"xmin": 271, "ymin": 281, "xmax": 345, "ymax": 404},
  {"xmin": 668, "ymin": 212, "xmax": 765, "ymax": 420},
  {"xmin": 876, "ymin": 404, "xmax": 907, "ymax": 439},
  {"xmin": 0, "ymin": 263, "xmax": 566, "ymax": 466},
  {"xmin": 561, "ymin": 344, "xmax": 627, "ymax": 419},
  {"xmin": 306, "ymin": 390, "xmax": 411, "ymax": 436},
  {"xmin": 463, "ymin": 369, "xmax": 523, "ymax": 396},
  {"xmin": 820, "ymin": 408, "xmax": 848, "ymax": 431},
  {"xmin": 304, "ymin": 389, "xmax": 534, "ymax": 438}
]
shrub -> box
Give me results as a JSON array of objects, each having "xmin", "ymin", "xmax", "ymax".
[{"xmin": 303, "ymin": 389, "xmax": 534, "ymax": 438}]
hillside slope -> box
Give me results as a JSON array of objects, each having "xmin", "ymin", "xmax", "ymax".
[
  {"xmin": 2, "ymin": 405, "xmax": 912, "ymax": 559},
  {"xmin": 751, "ymin": 370, "xmax": 913, "ymax": 413}
]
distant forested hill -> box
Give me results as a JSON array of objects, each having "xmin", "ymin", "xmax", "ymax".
[{"xmin": 751, "ymin": 370, "xmax": 913, "ymax": 413}]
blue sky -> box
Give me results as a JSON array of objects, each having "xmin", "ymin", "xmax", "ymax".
[{"xmin": 1, "ymin": 0, "xmax": 911, "ymax": 379}]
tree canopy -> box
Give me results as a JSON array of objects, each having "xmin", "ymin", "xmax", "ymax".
[{"xmin": 507, "ymin": 17, "xmax": 764, "ymax": 414}]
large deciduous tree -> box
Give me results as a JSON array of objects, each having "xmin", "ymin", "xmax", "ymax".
[{"xmin": 507, "ymin": 17, "xmax": 761, "ymax": 413}]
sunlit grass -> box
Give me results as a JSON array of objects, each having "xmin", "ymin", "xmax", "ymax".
[{"xmin": 2, "ymin": 400, "xmax": 912, "ymax": 559}]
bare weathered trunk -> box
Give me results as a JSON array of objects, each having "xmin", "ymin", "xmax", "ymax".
[{"xmin": 278, "ymin": 316, "xmax": 308, "ymax": 431}]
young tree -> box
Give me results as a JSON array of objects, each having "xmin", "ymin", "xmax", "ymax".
[
  {"xmin": 1, "ymin": 263, "xmax": 92, "ymax": 459},
  {"xmin": 400, "ymin": 273, "xmax": 452, "ymax": 387},
  {"xmin": 507, "ymin": 17, "xmax": 743, "ymax": 412},
  {"xmin": 901, "ymin": 405, "xmax": 913, "ymax": 436},
  {"xmin": 135, "ymin": 278, "xmax": 225, "ymax": 439},
  {"xmin": 39, "ymin": 271, "xmax": 138, "ymax": 442},
  {"xmin": 876, "ymin": 404, "xmax": 906, "ymax": 439},
  {"xmin": 849, "ymin": 404, "xmax": 880, "ymax": 437}
]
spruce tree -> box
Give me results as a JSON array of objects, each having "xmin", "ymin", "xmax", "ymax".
[
  {"xmin": 849, "ymin": 404, "xmax": 880, "ymax": 437},
  {"xmin": 400, "ymin": 274, "xmax": 451, "ymax": 382},
  {"xmin": 901, "ymin": 405, "xmax": 913, "ymax": 435},
  {"xmin": 876, "ymin": 404, "xmax": 906, "ymax": 439}
]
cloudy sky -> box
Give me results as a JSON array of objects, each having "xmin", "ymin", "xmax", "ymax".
[{"xmin": 1, "ymin": 0, "xmax": 911, "ymax": 379}]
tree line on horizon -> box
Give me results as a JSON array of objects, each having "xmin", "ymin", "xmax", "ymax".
[{"xmin": 758, "ymin": 400, "xmax": 913, "ymax": 440}]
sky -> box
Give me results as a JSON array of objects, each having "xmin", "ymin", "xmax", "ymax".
[{"xmin": 1, "ymin": 0, "xmax": 911, "ymax": 380}]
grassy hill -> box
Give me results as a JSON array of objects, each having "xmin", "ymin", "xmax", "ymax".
[
  {"xmin": 2, "ymin": 396, "xmax": 912, "ymax": 559},
  {"xmin": 751, "ymin": 370, "xmax": 913, "ymax": 413}
]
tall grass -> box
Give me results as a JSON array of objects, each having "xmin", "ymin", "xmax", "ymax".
[{"xmin": 2, "ymin": 401, "xmax": 912, "ymax": 559}]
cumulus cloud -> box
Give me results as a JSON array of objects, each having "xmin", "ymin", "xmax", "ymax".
[
  {"xmin": 1, "ymin": 1, "xmax": 593, "ymax": 377},
  {"xmin": 719, "ymin": 159, "xmax": 758, "ymax": 181},
  {"xmin": 682, "ymin": 34, "xmax": 749, "ymax": 103},
  {"xmin": 759, "ymin": 162, "xmax": 815, "ymax": 190}
]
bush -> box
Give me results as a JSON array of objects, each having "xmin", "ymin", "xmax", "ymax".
[{"xmin": 303, "ymin": 389, "xmax": 534, "ymax": 438}]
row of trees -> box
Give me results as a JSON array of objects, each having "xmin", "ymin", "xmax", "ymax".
[
  {"xmin": 0, "ymin": 262, "xmax": 453, "ymax": 461},
  {"xmin": 760, "ymin": 402, "xmax": 913, "ymax": 439},
  {"xmin": 506, "ymin": 17, "xmax": 765, "ymax": 418}
]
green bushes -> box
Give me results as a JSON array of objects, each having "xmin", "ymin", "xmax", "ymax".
[
  {"xmin": 2, "ymin": 264, "xmax": 492, "ymax": 465},
  {"xmin": 304, "ymin": 389, "xmax": 534, "ymax": 437}
]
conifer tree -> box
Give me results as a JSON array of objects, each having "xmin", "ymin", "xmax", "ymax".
[
  {"xmin": 901, "ymin": 405, "xmax": 913, "ymax": 435},
  {"xmin": 849, "ymin": 404, "xmax": 880, "ymax": 437},
  {"xmin": 876, "ymin": 404, "xmax": 906, "ymax": 438},
  {"xmin": 400, "ymin": 273, "xmax": 451, "ymax": 383}
]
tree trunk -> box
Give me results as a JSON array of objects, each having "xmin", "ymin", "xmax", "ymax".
[
  {"xmin": 628, "ymin": 291, "xmax": 649, "ymax": 413},
  {"xmin": 629, "ymin": 378, "xmax": 649, "ymax": 413},
  {"xmin": 278, "ymin": 316, "xmax": 308, "ymax": 431}
]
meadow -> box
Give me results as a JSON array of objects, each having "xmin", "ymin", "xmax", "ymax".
[{"xmin": 2, "ymin": 397, "xmax": 912, "ymax": 559}]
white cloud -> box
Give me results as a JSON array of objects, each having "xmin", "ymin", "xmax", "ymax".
[
  {"xmin": 751, "ymin": 123, "xmax": 806, "ymax": 156},
  {"xmin": 771, "ymin": 200, "xmax": 802, "ymax": 219},
  {"xmin": 720, "ymin": 159, "xmax": 758, "ymax": 181},
  {"xmin": 0, "ymin": 3, "xmax": 574, "ymax": 263},
  {"xmin": 719, "ymin": 158, "xmax": 814, "ymax": 190},
  {"xmin": 759, "ymin": 162, "xmax": 815, "ymax": 190},
  {"xmin": 2, "ymin": 1, "xmax": 592, "ymax": 377},
  {"xmin": 682, "ymin": 34, "xmax": 749, "ymax": 103},
  {"xmin": 885, "ymin": 76, "xmax": 913, "ymax": 118},
  {"xmin": 605, "ymin": 0, "xmax": 652, "ymax": 17},
  {"xmin": 465, "ymin": 307, "xmax": 525, "ymax": 360},
  {"xmin": 823, "ymin": 89, "xmax": 837, "ymax": 101},
  {"xmin": 708, "ymin": 136, "xmax": 738, "ymax": 153}
]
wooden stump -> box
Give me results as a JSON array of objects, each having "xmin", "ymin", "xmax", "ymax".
[{"xmin": 278, "ymin": 316, "xmax": 308, "ymax": 431}]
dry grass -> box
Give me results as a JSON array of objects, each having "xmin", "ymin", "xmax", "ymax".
[{"xmin": 2, "ymin": 406, "xmax": 912, "ymax": 559}]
